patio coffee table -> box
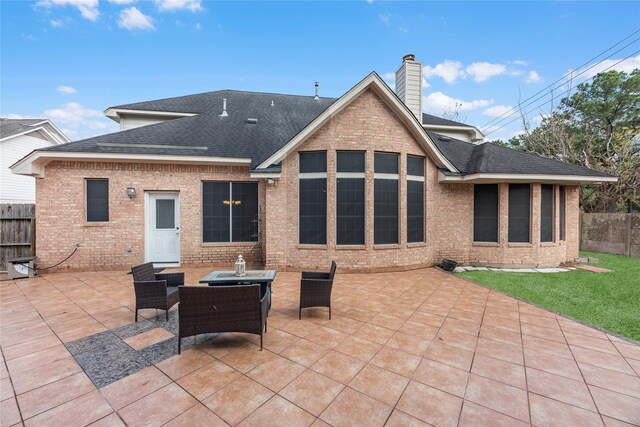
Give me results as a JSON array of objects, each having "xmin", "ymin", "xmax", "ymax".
[{"xmin": 199, "ymin": 270, "xmax": 276, "ymax": 313}]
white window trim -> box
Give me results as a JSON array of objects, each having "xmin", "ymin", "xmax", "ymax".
[
  {"xmin": 374, "ymin": 173, "xmax": 399, "ymax": 180},
  {"xmin": 299, "ymin": 172, "xmax": 327, "ymax": 179},
  {"xmin": 336, "ymin": 172, "xmax": 366, "ymax": 179}
]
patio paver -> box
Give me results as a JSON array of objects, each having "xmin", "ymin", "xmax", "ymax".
[{"xmin": 1, "ymin": 266, "xmax": 640, "ymax": 426}]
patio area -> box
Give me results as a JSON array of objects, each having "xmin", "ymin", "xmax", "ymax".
[{"xmin": 1, "ymin": 267, "xmax": 639, "ymax": 427}]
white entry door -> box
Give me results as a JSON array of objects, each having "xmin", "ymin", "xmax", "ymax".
[{"xmin": 145, "ymin": 192, "xmax": 180, "ymax": 265}]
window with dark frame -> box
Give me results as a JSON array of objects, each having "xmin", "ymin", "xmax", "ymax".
[
  {"xmin": 86, "ymin": 179, "xmax": 109, "ymax": 222},
  {"xmin": 508, "ymin": 183, "xmax": 531, "ymax": 243},
  {"xmin": 202, "ymin": 182, "xmax": 258, "ymax": 243},
  {"xmin": 374, "ymin": 152, "xmax": 399, "ymax": 245},
  {"xmin": 473, "ymin": 184, "xmax": 499, "ymax": 242},
  {"xmin": 336, "ymin": 151, "xmax": 365, "ymax": 245},
  {"xmin": 407, "ymin": 155, "xmax": 425, "ymax": 243},
  {"xmin": 559, "ymin": 186, "xmax": 566, "ymax": 241},
  {"xmin": 540, "ymin": 184, "xmax": 555, "ymax": 242},
  {"xmin": 299, "ymin": 151, "xmax": 327, "ymax": 244}
]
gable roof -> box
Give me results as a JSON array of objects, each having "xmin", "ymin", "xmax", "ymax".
[
  {"xmin": 431, "ymin": 132, "xmax": 615, "ymax": 182},
  {"xmin": 1, "ymin": 118, "xmax": 69, "ymax": 144},
  {"xmin": 10, "ymin": 74, "xmax": 615, "ymax": 184}
]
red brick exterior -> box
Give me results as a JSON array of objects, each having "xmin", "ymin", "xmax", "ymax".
[{"xmin": 35, "ymin": 89, "xmax": 580, "ymax": 272}]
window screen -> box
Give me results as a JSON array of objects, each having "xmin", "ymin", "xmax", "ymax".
[
  {"xmin": 540, "ymin": 184, "xmax": 554, "ymax": 242},
  {"xmin": 299, "ymin": 152, "xmax": 327, "ymax": 244},
  {"xmin": 203, "ymin": 182, "xmax": 231, "ymax": 242},
  {"xmin": 407, "ymin": 155, "xmax": 425, "ymax": 243},
  {"xmin": 337, "ymin": 151, "xmax": 365, "ymax": 245},
  {"xmin": 232, "ymin": 183, "xmax": 259, "ymax": 242},
  {"xmin": 374, "ymin": 152, "xmax": 399, "ymax": 244},
  {"xmin": 203, "ymin": 182, "xmax": 258, "ymax": 243},
  {"xmin": 474, "ymin": 184, "xmax": 499, "ymax": 242},
  {"xmin": 156, "ymin": 199, "xmax": 175, "ymax": 229},
  {"xmin": 299, "ymin": 179, "xmax": 327, "ymax": 244},
  {"xmin": 508, "ymin": 184, "xmax": 531, "ymax": 243},
  {"xmin": 86, "ymin": 179, "xmax": 109, "ymax": 222},
  {"xmin": 559, "ymin": 186, "xmax": 566, "ymax": 241},
  {"xmin": 299, "ymin": 151, "xmax": 327, "ymax": 173}
]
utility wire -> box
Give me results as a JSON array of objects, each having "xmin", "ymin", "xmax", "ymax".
[
  {"xmin": 483, "ymin": 50, "xmax": 640, "ymax": 137},
  {"xmin": 479, "ymin": 29, "xmax": 640, "ymax": 131}
]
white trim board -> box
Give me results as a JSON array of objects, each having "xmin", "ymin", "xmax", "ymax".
[
  {"xmin": 438, "ymin": 171, "xmax": 618, "ymax": 184},
  {"xmin": 10, "ymin": 151, "xmax": 251, "ymax": 178},
  {"xmin": 255, "ymin": 72, "xmax": 459, "ymax": 173}
]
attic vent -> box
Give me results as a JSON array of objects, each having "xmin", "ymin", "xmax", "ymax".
[
  {"xmin": 246, "ymin": 118, "xmax": 258, "ymax": 124},
  {"xmin": 438, "ymin": 136, "xmax": 451, "ymax": 142},
  {"xmin": 220, "ymin": 98, "xmax": 228, "ymax": 117}
]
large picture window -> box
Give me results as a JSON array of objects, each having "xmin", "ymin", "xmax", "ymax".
[
  {"xmin": 407, "ymin": 155, "xmax": 425, "ymax": 243},
  {"xmin": 474, "ymin": 184, "xmax": 499, "ymax": 242},
  {"xmin": 299, "ymin": 151, "xmax": 327, "ymax": 244},
  {"xmin": 336, "ymin": 151, "xmax": 365, "ymax": 245},
  {"xmin": 508, "ymin": 184, "xmax": 531, "ymax": 243},
  {"xmin": 203, "ymin": 182, "xmax": 258, "ymax": 243},
  {"xmin": 374, "ymin": 152, "xmax": 399, "ymax": 244},
  {"xmin": 86, "ymin": 179, "xmax": 109, "ymax": 222},
  {"xmin": 540, "ymin": 184, "xmax": 554, "ymax": 242},
  {"xmin": 559, "ymin": 186, "xmax": 566, "ymax": 241}
]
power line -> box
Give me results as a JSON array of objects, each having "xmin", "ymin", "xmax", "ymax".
[
  {"xmin": 479, "ymin": 28, "xmax": 640, "ymax": 132},
  {"xmin": 483, "ymin": 50, "xmax": 640, "ymax": 138}
]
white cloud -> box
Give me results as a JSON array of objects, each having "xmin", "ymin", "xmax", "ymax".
[
  {"xmin": 367, "ymin": 0, "xmax": 374, "ymax": 3},
  {"xmin": 50, "ymin": 19, "xmax": 64, "ymax": 27},
  {"xmin": 118, "ymin": 7, "xmax": 155, "ymax": 31},
  {"xmin": 194, "ymin": 22, "xmax": 201, "ymax": 30},
  {"xmin": 108, "ymin": 0, "xmax": 136, "ymax": 3},
  {"xmin": 465, "ymin": 62, "xmax": 507, "ymax": 82},
  {"xmin": 36, "ymin": 0, "xmax": 99, "ymax": 21},
  {"xmin": 574, "ymin": 54, "xmax": 640, "ymax": 80},
  {"xmin": 56, "ymin": 85, "xmax": 76, "ymax": 94},
  {"xmin": 43, "ymin": 102, "xmax": 118, "ymax": 138},
  {"xmin": 423, "ymin": 60, "xmax": 465, "ymax": 84},
  {"xmin": 483, "ymin": 105, "xmax": 512, "ymax": 117},
  {"xmin": 509, "ymin": 60, "xmax": 530, "ymax": 66},
  {"xmin": 155, "ymin": 0, "xmax": 203, "ymax": 12},
  {"xmin": 423, "ymin": 92, "xmax": 493, "ymax": 114},
  {"xmin": 526, "ymin": 70, "xmax": 542, "ymax": 83}
]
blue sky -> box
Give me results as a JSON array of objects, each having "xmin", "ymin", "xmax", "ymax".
[{"xmin": 2, "ymin": 0, "xmax": 639, "ymax": 141}]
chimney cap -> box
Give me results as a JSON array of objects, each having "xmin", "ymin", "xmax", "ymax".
[{"xmin": 402, "ymin": 54, "xmax": 416, "ymax": 62}]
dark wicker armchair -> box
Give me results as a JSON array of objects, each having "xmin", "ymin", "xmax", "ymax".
[
  {"xmin": 299, "ymin": 261, "xmax": 337, "ymax": 320},
  {"xmin": 131, "ymin": 262, "xmax": 183, "ymax": 322},
  {"xmin": 177, "ymin": 285, "xmax": 268, "ymax": 353}
]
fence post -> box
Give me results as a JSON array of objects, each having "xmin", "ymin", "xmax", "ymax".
[{"xmin": 625, "ymin": 214, "xmax": 632, "ymax": 257}]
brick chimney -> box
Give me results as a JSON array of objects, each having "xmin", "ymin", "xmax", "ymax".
[{"xmin": 395, "ymin": 54, "xmax": 423, "ymax": 120}]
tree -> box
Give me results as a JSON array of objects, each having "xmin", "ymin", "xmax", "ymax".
[{"xmin": 506, "ymin": 70, "xmax": 640, "ymax": 212}]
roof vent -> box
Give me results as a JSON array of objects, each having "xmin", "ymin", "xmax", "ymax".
[
  {"xmin": 314, "ymin": 81, "xmax": 319, "ymax": 100},
  {"xmin": 271, "ymin": 100, "xmax": 274, "ymax": 107},
  {"xmin": 219, "ymin": 98, "xmax": 228, "ymax": 117},
  {"xmin": 402, "ymin": 53, "xmax": 415, "ymax": 62},
  {"xmin": 438, "ymin": 135, "xmax": 451, "ymax": 142},
  {"xmin": 246, "ymin": 118, "xmax": 258, "ymax": 124}
]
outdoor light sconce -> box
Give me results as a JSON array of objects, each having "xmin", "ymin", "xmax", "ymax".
[{"xmin": 126, "ymin": 187, "xmax": 137, "ymax": 198}]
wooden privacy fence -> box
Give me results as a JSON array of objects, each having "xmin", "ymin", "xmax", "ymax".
[
  {"xmin": 580, "ymin": 213, "xmax": 639, "ymax": 258},
  {"xmin": 0, "ymin": 204, "xmax": 36, "ymax": 272}
]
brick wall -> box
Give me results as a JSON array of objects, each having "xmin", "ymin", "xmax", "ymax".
[
  {"xmin": 35, "ymin": 88, "xmax": 581, "ymax": 272},
  {"xmin": 36, "ymin": 161, "xmax": 265, "ymax": 271}
]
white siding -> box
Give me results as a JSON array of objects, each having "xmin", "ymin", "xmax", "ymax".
[
  {"xmin": 395, "ymin": 59, "xmax": 423, "ymax": 120},
  {"xmin": 1, "ymin": 133, "xmax": 56, "ymax": 203},
  {"xmin": 120, "ymin": 115, "xmax": 174, "ymax": 130},
  {"xmin": 429, "ymin": 129, "xmax": 473, "ymax": 143}
]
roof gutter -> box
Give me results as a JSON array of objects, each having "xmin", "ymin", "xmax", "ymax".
[
  {"xmin": 10, "ymin": 151, "xmax": 251, "ymax": 178},
  {"xmin": 438, "ymin": 171, "xmax": 618, "ymax": 185},
  {"xmin": 103, "ymin": 108, "xmax": 197, "ymax": 123}
]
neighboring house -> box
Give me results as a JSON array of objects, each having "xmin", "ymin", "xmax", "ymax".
[
  {"xmin": 1, "ymin": 118, "xmax": 69, "ymax": 203},
  {"xmin": 11, "ymin": 55, "xmax": 616, "ymax": 272}
]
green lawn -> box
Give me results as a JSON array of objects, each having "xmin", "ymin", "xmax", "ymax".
[{"xmin": 457, "ymin": 252, "xmax": 640, "ymax": 341}]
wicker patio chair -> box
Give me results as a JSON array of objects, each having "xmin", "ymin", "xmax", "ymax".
[
  {"xmin": 299, "ymin": 261, "xmax": 337, "ymax": 320},
  {"xmin": 177, "ymin": 285, "xmax": 268, "ymax": 354},
  {"xmin": 131, "ymin": 262, "xmax": 183, "ymax": 322}
]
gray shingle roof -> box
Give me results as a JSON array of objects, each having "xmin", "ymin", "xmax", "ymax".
[
  {"xmin": 1, "ymin": 118, "xmax": 46, "ymax": 139},
  {"xmin": 429, "ymin": 131, "xmax": 612, "ymax": 178},
  {"xmin": 422, "ymin": 113, "xmax": 472, "ymax": 127},
  {"xmin": 43, "ymin": 91, "xmax": 336, "ymax": 169},
  {"xmin": 39, "ymin": 89, "xmax": 611, "ymax": 178}
]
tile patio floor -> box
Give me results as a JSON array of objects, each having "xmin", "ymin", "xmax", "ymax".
[{"xmin": 1, "ymin": 267, "xmax": 639, "ymax": 427}]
